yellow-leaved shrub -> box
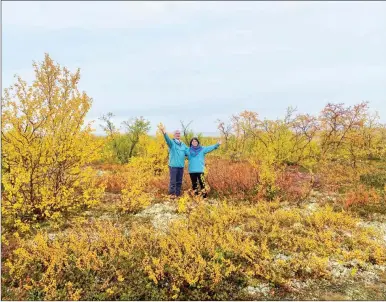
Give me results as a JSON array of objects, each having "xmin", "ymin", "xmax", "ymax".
[
  {"xmin": 1, "ymin": 54, "xmax": 104, "ymax": 232},
  {"xmin": 142, "ymin": 202, "xmax": 385, "ymax": 299},
  {"xmin": 118, "ymin": 132, "xmax": 169, "ymax": 213},
  {"xmin": 2, "ymin": 221, "xmax": 166, "ymax": 301},
  {"xmin": 3, "ymin": 202, "xmax": 385, "ymax": 301}
]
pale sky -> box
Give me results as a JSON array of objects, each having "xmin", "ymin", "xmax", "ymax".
[{"xmin": 2, "ymin": 1, "xmax": 386, "ymax": 135}]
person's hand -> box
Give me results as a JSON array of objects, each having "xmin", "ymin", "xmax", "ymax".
[{"xmin": 158, "ymin": 123, "xmax": 166, "ymax": 134}]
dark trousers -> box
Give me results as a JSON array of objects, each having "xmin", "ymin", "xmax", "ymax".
[
  {"xmin": 169, "ymin": 167, "xmax": 184, "ymax": 196},
  {"xmin": 189, "ymin": 173, "xmax": 207, "ymax": 198}
]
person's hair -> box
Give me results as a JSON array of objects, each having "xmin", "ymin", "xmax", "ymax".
[{"xmin": 190, "ymin": 137, "xmax": 200, "ymax": 147}]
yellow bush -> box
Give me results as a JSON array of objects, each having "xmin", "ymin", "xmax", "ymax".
[
  {"xmin": 117, "ymin": 156, "xmax": 155, "ymax": 213},
  {"xmin": 3, "ymin": 202, "xmax": 385, "ymax": 300},
  {"xmin": 135, "ymin": 132, "xmax": 169, "ymax": 177},
  {"xmin": 1, "ymin": 54, "xmax": 104, "ymax": 232},
  {"xmin": 142, "ymin": 202, "xmax": 385, "ymax": 299},
  {"xmin": 176, "ymin": 192, "xmax": 197, "ymax": 214},
  {"xmin": 117, "ymin": 134, "xmax": 170, "ymax": 213},
  {"xmin": 2, "ymin": 221, "xmax": 164, "ymax": 301},
  {"xmin": 120, "ymin": 184, "xmax": 151, "ymax": 213}
]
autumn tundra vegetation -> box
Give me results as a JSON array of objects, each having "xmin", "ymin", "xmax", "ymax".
[{"xmin": 1, "ymin": 54, "xmax": 386, "ymax": 300}]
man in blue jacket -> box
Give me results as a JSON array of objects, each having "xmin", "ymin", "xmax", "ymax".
[{"xmin": 158, "ymin": 124, "xmax": 189, "ymax": 198}]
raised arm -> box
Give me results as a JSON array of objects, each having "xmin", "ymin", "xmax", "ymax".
[
  {"xmin": 158, "ymin": 123, "xmax": 173, "ymax": 148},
  {"xmin": 163, "ymin": 133, "xmax": 173, "ymax": 148},
  {"xmin": 203, "ymin": 141, "xmax": 221, "ymax": 154}
]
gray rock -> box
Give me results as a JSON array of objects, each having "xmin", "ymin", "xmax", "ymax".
[
  {"xmin": 373, "ymin": 264, "xmax": 386, "ymax": 272},
  {"xmin": 305, "ymin": 202, "xmax": 319, "ymax": 213},
  {"xmin": 328, "ymin": 260, "xmax": 350, "ymax": 278},
  {"xmin": 137, "ymin": 202, "xmax": 176, "ymax": 216},
  {"xmin": 48, "ymin": 233, "xmax": 57, "ymax": 241},
  {"xmin": 275, "ymin": 253, "xmax": 292, "ymax": 261},
  {"xmin": 357, "ymin": 220, "xmax": 386, "ymax": 244},
  {"xmin": 136, "ymin": 202, "xmax": 183, "ymax": 232},
  {"xmin": 96, "ymin": 170, "xmax": 105, "ymax": 176},
  {"xmin": 290, "ymin": 279, "xmax": 312, "ymax": 290},
  {"xmin": 245, "ymin": 283, "xmax": 271, "ymax": 296},
  {"xmin": 358, "ymin": 271, "xmax": 380, "ymax": 284}
]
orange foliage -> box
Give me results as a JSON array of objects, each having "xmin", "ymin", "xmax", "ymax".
[
  {"xmin": 151, "ymin": 159, "xmax": 314, "ymax": 202},
  {"xmin": 92, "ymin": 163, "xmax": 131, "ymax": 193},
  {"xmin": 149, "ymin": 158, "xmax": 260, "ymax": 199},
  {"xmin": 276, "ymin": 167, "xmax": 314, "ymax": 203},
  {"xmin": 96, "ymin": 172, "xmax": 130, "ymax": 194},
  {"xmin": 206, "ymin": 158, "xmax": 259, "ymax": 198},
  {"xmin": 344, "ymin": 184, "xmax": 381, "ymax": 208}
]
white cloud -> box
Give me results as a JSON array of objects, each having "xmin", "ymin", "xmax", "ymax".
[
  {"xmin": 7, "ymin": 1, "xmax": 382, "ymax": 30},
  {"xmin": 3, "ymin": 2, "xmax": 179, "ymax": 29},
  {"xmin": 3, "ymin": 1, "xmax": 386, "ymax": 131},
  {"xmin": 3, "ymin": 1, "xmax": 265, "ymax": 30}
]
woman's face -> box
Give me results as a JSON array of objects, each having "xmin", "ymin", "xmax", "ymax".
[{"xmin": 192, "ymin": 139, "xmax": 199, "ymax": 147}]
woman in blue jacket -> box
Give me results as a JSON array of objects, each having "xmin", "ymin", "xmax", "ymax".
[{"xmin": 185, "ymin": 137, "xmax": 221, "ymax": 198}]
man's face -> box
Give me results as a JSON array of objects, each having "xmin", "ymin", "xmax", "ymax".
[{"xmin": 174, "ymin": 130, "xmax": 181, "ymax": 140}]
